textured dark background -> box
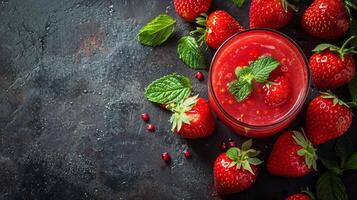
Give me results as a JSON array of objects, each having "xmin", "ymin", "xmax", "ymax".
[{"xmin": 0, "ymin": 0, "xmax": 356, "ymax": 199}]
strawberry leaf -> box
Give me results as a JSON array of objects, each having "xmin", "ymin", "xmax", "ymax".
[
  {"xmin": 316, "ymin": 172, "xmax": 348, "ymax": 200},
  {"xmin": 241, "ymin": 139, "xmax": 253, "ymax": 151},
  {"xmin": 251, "ymin": 56, "xmax": 280, "ymax": 83},
  {"xmin": 348, "ymin": 74, "xmax": 357, "ymax": 104},
  {"xmin": 320, "ymin": 158, "xmax": 343, "ymax": 175},
  {"xmin": 144, "ymin": 74, "xmax": 192, "ymax": 104},
  {"xmin": 232, "ymin": 0, "xmax": 245, "ymax": 8},
  {"xmin": 137, "ymin": 14, "xmax": 176, "ymax": 46},
  {"xmin": 335, "ymin": 136, "xmax": 354, "ymax": 167},
  {"xmin": 351, "ymin": 19, "xmax": 357, "ymax": 47},
  {"xmin": 345, "ymin": 152, "xmax": 357, "ymax": 170},
  {"xmin": 177, "ymin": 36, "xmax": 206, "ymax": 69}
]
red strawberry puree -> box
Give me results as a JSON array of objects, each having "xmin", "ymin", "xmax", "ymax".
[{"xmin": 208, "ymin": 29, "xmax": 309, "ymax": 137}]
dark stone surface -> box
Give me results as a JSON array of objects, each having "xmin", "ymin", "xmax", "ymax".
[{"xmin": 0, "ymin": 0, "xmax": 356, "ymax": 199}]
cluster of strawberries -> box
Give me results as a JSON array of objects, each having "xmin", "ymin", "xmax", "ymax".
[{"xmin": 140, "ymin": 0, "xmax": 356, "ymax": 199}]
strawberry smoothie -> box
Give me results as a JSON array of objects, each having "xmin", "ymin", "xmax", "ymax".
[{"xmin": 208, "ymin": 29, "xmax": 310, "ymax": 137}]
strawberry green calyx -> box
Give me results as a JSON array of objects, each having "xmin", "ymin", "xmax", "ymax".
[
  {"xmin": 169, "ymin": 95, "xmax": 198, "ymax": 131},
  {"xmin": 293, "ymin": 130, "xmax": 318, "ymax": 170},
  {"xmin": 225, "ymin": 139, "xmax": 263, "ymax": 175},
  {"xmin": 312, "ymin": 35, "xmax": 357, "ymax": 60},
  {"xmin": 281, "ymin": 0, "xmax": 299, "ymax": 12},
  {"xmin": 320, "ymin": 91, "xmax": 349, "ymax": 107},
  {"xmin": 344, "ymin": 0, "xmax": 357, "ymax": 21},
  {"xmin": 302, "ymin": 188, "xmax": 317, "ymax": 200},
  {"xmin": 190, "ymin": 13, "xmax": 208, "ymax": 45}
]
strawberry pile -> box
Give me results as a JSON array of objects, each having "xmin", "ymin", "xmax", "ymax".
[{"xmin": 137, "ymin": 0, "xmax": 357, "ymax": 199}]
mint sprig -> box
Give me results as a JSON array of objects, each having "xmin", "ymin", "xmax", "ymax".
[
  {"xmin": 144, "ymin": 74, "xmax": 192, "ymax": 104},
  {"xmin": 228, "ymin": 56, "xmax": 280, "ymax": 102},
  {"xmin": 177, "ymin": 36, "xmax": 206, "ymax": 69},
  {"xmin": 137, "ymin": 14, "xmax": 176, "ymax": 47}
]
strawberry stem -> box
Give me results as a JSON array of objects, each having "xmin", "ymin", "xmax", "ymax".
[{"xmin": 337, "ymin": 35, "xmax": 356, "ymax": 59}]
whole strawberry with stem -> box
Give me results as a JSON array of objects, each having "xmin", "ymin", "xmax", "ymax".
[
  {"xmin": 173, "ymin": 0, "xmax": 211, "ymax": 22},
  {"xmin": 249, "ymin": 0, "xmax": 296, "ymax": 29},
  {"xmin": 301, "ymin": 0, "xmax": 356, "ymax": 39},
  {"xmin": 214, "ymin": 139, "xmax": 263, "ymax": 195},
  {"xmin": 191, "ymin": 10, "xmax": 244, "ymax": 49},
  {"xmin": 306, "ymin": 91, "xmax": 352, "ymax": 145},
  {"xmin": 267, "ymin": 130, "xmax": 318, "ymax": 177},
  {"xmin": 309, "ymin": 36, "xmax": 356, "ymax": 89},
  {"xmin": 170, "ymin": 95, "xmax": 215, "ymax": 138},
  {"xmin": 263, "ymin": 76, "xmax": 291, "ymax": 107}
]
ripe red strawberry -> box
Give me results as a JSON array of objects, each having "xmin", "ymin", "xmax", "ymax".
[
  {"xmin": 249, "ymin": 0, "xmax": 295, "ymax": 29},
  {"xmin": 170, "ymin": 96, "xmax": 215, "ymax": 138},
  {"xmin": 214, "ymin": 140, "xmax": 263, "ymax": 195},
  {"xmin": 263, "ymin": 76, "xmax": 291, "ymax": 107},
  {"xmin": 301, "ymin": 0, "xmax": 355, "ymax": 39},
  {"xmin": 191, "ymin": 10, "xmax": 244, "ymax": 49},
  {"xmin": 306, "ymin": 92, "xmax": 352, "ymax": 145},
  {"xmin": 309, "ymin": 36, "xmax": 356, "ymax": 89},
  {"xmin": 173, "ymin": 0, "xmax": 211, "ymax": 22},
  {"xmin": 286, "ymin": 194, "xmax": 311, "ymax": 200},
  {"xmin": 267, "ymin": 131, "xmax": 317, "ymax": 177}
]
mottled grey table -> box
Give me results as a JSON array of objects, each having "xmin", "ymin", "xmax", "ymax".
[{"xmin": 0, "ymin": 0, "xmax": 356, "ymax": 199}]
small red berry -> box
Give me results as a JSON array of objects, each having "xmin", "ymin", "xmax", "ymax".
[
  {"xmin": 184, "ymin": 149, "xmax": 191, "ymax": 158},
  {"xmin": 220, "ymin": 142, "xmax": 227, "ymax": 150},
  {"xmin": 161, "ymin": 152, "xmax": 171, "ymax": 162},
  {"xmin": 229, "ymin": 141, "xmax": 236, "ymax": 147},
  {"xmin": 141, "ymin": 113, "xmax": 150, "ymax": 122},
  {"xmin": 195, "ymin": 72, "xmax": 204, "ymax": 81},
  {"xmin": 146, "ymin": 124, "xmax": 155, "ymax": 132}
]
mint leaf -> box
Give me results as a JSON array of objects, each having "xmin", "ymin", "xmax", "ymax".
[
  {"xmin": 335, "ymin": 136, "xmax": 354, "ymax": 167},
  {"xmin": 345, "ymin": 152, "xmax": 357, "ymax": 170},
  {"xmin": 144, "ymin": 74, "xmax": 191, "ymax": 104},
  {"xmin": 251, "ymin": 56, "xmax": 280, "ymax": 83},
  {"xmin": 228, "ymin": 80, "xmax": 253, "ymax": 102},
  {"xmin": 177, "ymin": 36, "xmax": 206, "ymax": 69},
  {"xmin": 320, "ymin": 158, "xmax": 343, "ymax": 175},
  {"xmin": 316, "ymin": 172, "xmax": 348, "ymax": 200},
  {"xmin": 137, "ymin": 14, "xmax": 176, "ymax": 47},
  {"xmin": 348, "ymin": 74, "xmax": 357, "ymax": 103},
  {"xmin": 312, "ymin": 44, "xmax": 339, "ymax": 53},
  {"xmin": 232, "ymin": 0, "xmax": 245, "ymax": 7}
]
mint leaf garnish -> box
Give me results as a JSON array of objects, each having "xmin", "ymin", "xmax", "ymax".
[
  {"xmin": 232, "ymin": 0, "xmax": 245, "ymax": 8},
  {"xmin": 177, "ymin": 36, "xmax": 206, "ymax": 69},
  {"xmin": 316, "ymin": 172, "xmax": 348, "ymax": 200},
  {"xmin": 228, "ymin": 56, "xmax": 280, "ymax": 102},
  {"xmin": 251, "ymin": 56, "xmax": 280, "ymax": 83},
  {"xmin": 137, "ymin": 14, "xmax": 176, "ymax": 47},
  {"xmin": 144, "ymin": 74, "xmax": 192, "ymax": 104}
]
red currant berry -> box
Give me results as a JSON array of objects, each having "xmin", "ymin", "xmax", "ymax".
[
  {"xmin": 195, "ymin": 72, "xmax": 204, "ymax": 81},
  {"xmin": 146, "ymin": 124, "xmax": 155, "ymax": 132},
  {"xmin": 220, "ymin": 142, "xmax": 227, "ymax": 151},
  {"xmin": 161, "ymin": 152, "xmax": 171, "ymax": 162},
  {"xmin": 228, "ymin": 141, "xmax": 236, "ymax": 147},
  {"xmin": 184, "ymin": 149, "xmax": 191, "ymax": 158},
  {"xmin": 141, "ymin": 113, "xmax": 150, "ymax": 122}
]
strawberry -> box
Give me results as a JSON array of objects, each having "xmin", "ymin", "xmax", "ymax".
[
  {"xmin": 267, "ymin": 131, "xmax": 317, "ymax": 177},
  {"xmin": 306, "ymin": 92, "xmax": 352, "ymax": 145},
  {"xmin": 170, "ymin": 95, "xmax": 215, "ymax": 138},
  {"xmin": 214, "ymin": 140, "xmax": 263, "ymax": 195},
  {"xmin": 191, "ymin": 11, "xmax": 244, "ymax": 49},
  {"xmin": 309, "ymin": 36, "xmax": 356, "ymax": 89},
  {"xmin": 286, "ymin": 194, "xmax": 311, "ymax": 200},
  {"xmin": 173, "ymin": 0, "xmax": 211, "ymax": 22},
  {"xmin": 263, "ymin": 76, "xmax": 291, "ymax": 107},
  {"xmin": 249, "ymin": 0, "xmax": 295, "ymax": 29},
  {"xmin": 301, "ymin": 0, "xmax": 356, "ymax": 39}
]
